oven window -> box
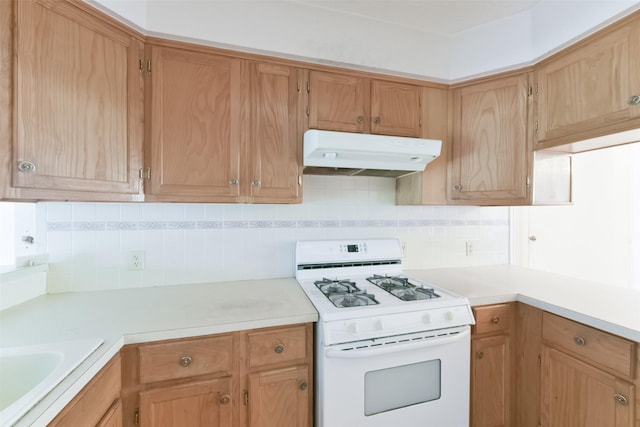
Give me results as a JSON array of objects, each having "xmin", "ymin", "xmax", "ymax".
[{"xmin": 364, "ymin": 359, "xmax": 441, "ymax": 416}]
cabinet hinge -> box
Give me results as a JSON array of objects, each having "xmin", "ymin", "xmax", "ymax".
[
  {"xmin": 139, "ymin": 59, "xmax": 143, "ymax": 72},
  {"xmin": 528, "ymin": 86, "xmax": 533, "ymax": 96},
  {"xmin": 134, "ymin": 408, "xmax": 139, "ymax": 425},
  {"xmin": 305, "ymin": 106, "xmax": 310, "ymax": 117},
  {"xmin": 526, "ymin": 176, "xmax": 531, "ymax": 188},
  {"xmin": 538, "ymin": 354, "xmax": 542, "ymax": 367},
  {"xmin": 306, "ymin": 81, "xmax": 310, "ymax": 93},
  {"xmin": 139, "ymin": 167, "xmax": 151, "ymax": 180},
  {"xmin": 244, "ymin": 390, "xmax": 249, "ymax": 406},
  {"xmin": 419, "ymin": 118, "xmax": 422, "ymax": 127},
  {"xmin": 297, "ymin": 82, "xmax": 301, "ymax": 93},
  {"xmin": 535, "ymin": 83, "xmax": 539, "ymax": 94},
  {"xmin": 534, "ymin": 121, "xmax": 539, "ymax": 132},
  {"xmin": 146, "ymin": 59, "xmax": 151, "ymax": 73},
  {"xmin": 298, "ymin": 175, "xmax": 302, "ymax": 186}
]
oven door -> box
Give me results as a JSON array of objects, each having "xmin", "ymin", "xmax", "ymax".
[{"xmin": 316, "ymin": 325, "xmax": 471, "ymax": 427}]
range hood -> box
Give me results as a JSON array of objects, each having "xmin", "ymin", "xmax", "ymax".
[{"xmin": 303, "ymin": 130, "xmax": 442, "ymax": 178}]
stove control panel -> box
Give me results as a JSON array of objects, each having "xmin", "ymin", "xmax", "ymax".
[
  {"xmin": 340, "ymin": 243, "xmax": 366, "ymax": 254},
  {"xmin": 321, "ymin": 305, "xmax": 476, "ymax": 346}
]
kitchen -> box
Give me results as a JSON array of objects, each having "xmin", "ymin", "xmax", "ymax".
[{"xmin": 1, "ymin": 0, "xmax": 640, "ymax": 426}]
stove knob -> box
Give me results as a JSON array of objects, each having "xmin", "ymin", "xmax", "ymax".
[
  {"xmin": 422, "ymin": 314, "xmax": 431, "ymax": 324},
  {"xmin": 375, "ymin": 319, "xmax": 384, "ymax": 330},
  {"xmin": 444, "ymin": 311, "xmax": 455, "ymax": 322},
  {"xmin": 348, "ymin": 322, "xmax": 359, "ymax": 334}
]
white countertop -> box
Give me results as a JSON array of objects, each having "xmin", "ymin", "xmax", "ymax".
[
  {"xmin": 406, "ymin": 264, "xmax": 640, "ymax": 342},
  {"xmin": 2, "ymin": 265, "xmax": 640, "ymax": 426},
  {"xmin": 0, "ymin": 278, "xmax": 318, "ymax": 427}
]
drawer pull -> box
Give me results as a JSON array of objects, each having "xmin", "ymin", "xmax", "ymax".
[
  {"xmin": 274, "ymin": 344, "xmax": 285, "ymax": 354},
  {"xmin": 219, "ymin": 394, "xmax": 230, "ymax": 405},
  {"xmin": 299, "ymin": 381, "xmax": 308, "ymax": 391},
  {"xmin": 491, "ymin": 317, "xmax": 500, "ymax": 324},
  {"xmin": 574, "ymin": 336, "xmax": 586, "ymax": 346},
  {"xmin": 476, "ymin": 351, "xmax": 484, "ymax": 359},
  {"xmin": 179, "ymin": 356, "xmax": 192, "ymax": 367},
  {"xmin": 614, "ymin": 394, "xmax": 628, "ymax": 405}
]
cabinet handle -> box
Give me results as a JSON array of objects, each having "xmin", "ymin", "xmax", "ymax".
[
  {"xmin": 529, "ymin": 236, "xmax": 537, "ymax": 241},
  {"xmin": 357, "ymin": 115, "xmax": 365, "ymax": 123},
  {"xmin": 453, "ymin": 184, "xmax": 462, "ymax": 191},
  {"xmin": 229, "ymin": 178, "xmax": 238, "ymax": 185},
  {"xmin": 299, "ymin": 381, "xmax": 308, "ymax": 391},
  {"xmin": 574, "ymin": 336, "xmax": 586, "ymax": 346},
  {"xmin": 219, "ymin": 394, "xmax": 230, "ymax": 405},
  {"xmin": 374, "ymin": 116, "xmax": 381, "ymax": 124},
  {"xmin": 628, "ymin": 95, "xmax": 640, "ymax": 105},
  {"xmin": 252, "ymin": 179, "xmax": 261, "ymax": 187},
  {"xmin": 476, "ymin": 351, "xmax": 484, "ymax": 359},
  {"xmin": 17, "ymin": 161, "xmax": 36, "ymax": 173},
  {"xmin": 491, "ymin": 317, "xmax": 500, "ymax": 324},
  {"xmin": 274, "ymin": 344, "xmax": 285, "ymax": 354},
  {"xmin": 614, "ymin": 394, "xmax": 628, "ymax": 405},
  {"xmin": 179, "ymin": 356, "xmax": 192, "ymax": 367}
]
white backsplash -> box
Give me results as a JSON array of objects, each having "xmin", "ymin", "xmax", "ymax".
[{"xmin": 37, "ymin": 176, "xmax": 509, "ymax": 293}]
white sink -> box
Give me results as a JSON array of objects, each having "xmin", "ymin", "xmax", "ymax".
[{"xmin": 0, "ymin": 338, "xmax": 103, "ymax": 426}]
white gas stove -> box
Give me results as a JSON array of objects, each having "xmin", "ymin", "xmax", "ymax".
[{"xmin": 295, "ymin": 238, "xmax": 475, "ymax": 427}]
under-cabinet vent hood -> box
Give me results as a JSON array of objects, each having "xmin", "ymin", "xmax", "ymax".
[{"xmin": 303, "ymin": 130, "xmax": 442, "ymax": 178}]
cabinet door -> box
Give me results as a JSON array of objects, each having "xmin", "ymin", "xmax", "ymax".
[
  {"xmin": 450, "ymin": 73, "xmax": 531, "ymax": 205},
  {"xmin": 12, "ymin": 0, "xmax": 143, "ymax": 199},
  {"xmin": 146, "ymin": 45, "xmax": 242, "ymax": 202},
  {"xmin": 248, "ymin": 365, "xmax": 310, "ymax": 427},
  {"xmin": 139, "ymin": 378, "xmax": 232, "ymax": 427},
  {"xmin": 96, "ymin": 399, "xmax": 123, "ymax": 427},
  {"xmin": 542, "ymin": 347, "xmax": 634, "ymax": 427},
  {"xmin": 471, "ymin": 335, "xmax": 512, "ymax": 427},
  {"xmin": 308, "ymin": 71, "xmax": 368, "ymax": 133},
  {"xmin": 371, "ymin": 80, "xmax": 421, "ymax": 137},
  {"xmin": 247, "ymin": 62, "xmax": 301, "ymax": 203},
  {"xmin": 535, "ymin": 19, "xmax": 640, "ymax": 148}
]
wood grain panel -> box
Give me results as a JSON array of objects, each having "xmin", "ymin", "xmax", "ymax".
[
  {"xmin": 13, "ymin": 0, "xmax": 142, "ymax": 196},
  {"xmin": 49, "ymin": 354, "xmax": 121, "ymax": 427},
  {"xmin": 138, "ymin": 334, "xmax": 233, "ymax": 384},
  {"xmin": 248, "ymin": 366, "xmax": 309, "ymax": 427},
  {"xmin": 516, "ymin": 303, "xmax": 543, "ymax": 427},
  {"xmin": 308, "ymin": 71, "xmax": 368, "ymax": 133},
  {"xmin": 473, "ymin": 303, "xmax": 512, "ymax": 335},
  {"xmin": 542, "ymin": 312, "xmax": 635, "ymax": 379},
  {"xmin": 450, "ymin": 73, "xmax": 531, "ymax": 204},
  {"xmin": 542, "ymin": 347, "xmax": 634, "ymax": 427},
  {"xmin": 371, "ymin": 80, "xmax": 421, "ymax": 137},
  {"xmin": 247, "ymin": 62, "xmax": 300, "ymax": 203},
  {"xmin": 247, "ymin": 325, "xmax": 308, "ymax": 369},
  {"xmin": 146, "ymin": 45, "xmax": 243, "ymax": 201},
  {"xmin": 139, "ymin": 378, "xmax": 232, "ymax": 427},
  {"xmin": 535, "ymin": 17, "xmax": 640, "ymax": 147},
  {"xmin": 471, "ymin": 335, "xmax": 511, "ymax": 427},
  {"xmin": 96, "ymin": 399, "xmax": 123, "ymax": 427}
]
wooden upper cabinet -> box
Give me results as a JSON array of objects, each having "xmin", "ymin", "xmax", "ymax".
[
  {"xmin": 371, "ymin": 80, "xmax": 421, "ymax": 137},
  {"xmin": 145, "ymin": 45, "xmax": 243, "ymax": 202},
  {"xmin": 11, "ymin": 0, "xmax": 143, "ymax": 201},
  {"xmin": 308, "ymin": 71, "xmax": 368, "ymax": 133},
  {"xmin": 307, "ymin": 70, "xmax": 421, "ymax": 137},
  {"xmin": 450, "ymin": 73, "xmax": 531, "ymax": 205},
  {"xmin": 535, "ymin": 16, "xmax": 640, "ymax": 149},
  {"xmin": 246, "ymin": 62, "xmax": 301, "ymax": 203}
]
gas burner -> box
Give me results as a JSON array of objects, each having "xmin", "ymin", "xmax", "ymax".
[
  {"xmin": 367, "ymin": 274, "xmax": 440, "ymax": 301},
  {"xmin": 314, "ymin": 278, "xmax": 359, "ymax": 295},
  {"xmin": 328, "ymin": 291, "xmax": 378, "ymax": 308}
]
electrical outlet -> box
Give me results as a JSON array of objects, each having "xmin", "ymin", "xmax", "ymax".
[
  {"xmin": 465, "ymin": 241, "xmax": 474, "ymax": 256},
  {"xmin": 129, "ymin": 250, "xmax": 145, "ymax": 271}
]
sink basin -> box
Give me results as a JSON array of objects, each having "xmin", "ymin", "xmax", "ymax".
[{"xmin": 0, "ymin": 338, "xmax": 103, "ymax": 426}]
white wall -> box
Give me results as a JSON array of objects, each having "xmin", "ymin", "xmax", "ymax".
[
  {"xmin": 513, "ymin": 143, "xmax": 640, "ymax": 289},
  {"xmin": 88, "ymin": 0, "xmax": 640, "ymax": 81},
  {"xmin": 35, "ymin": 176, "xmax": 509, "ymax": 293}
]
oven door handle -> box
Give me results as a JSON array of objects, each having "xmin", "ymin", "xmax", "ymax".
[{"xmin": 325, "ymin": 327, "xmax": 470, "ymax": 359}]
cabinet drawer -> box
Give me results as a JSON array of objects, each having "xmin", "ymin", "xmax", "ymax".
[
  {"xmin": 138, "ymin": 334, "xmax": 233, "ymax": 384},
  {"xmin": 542, "ymin": 312, "xmax": 636, "ymax": 378},
  {"xmin": 247, "ymin": 325, "xmax": 308, "ymax": 368},
  {"xmin": 472, "ymin": 303, "xmax": 512, "ymax": 335}
]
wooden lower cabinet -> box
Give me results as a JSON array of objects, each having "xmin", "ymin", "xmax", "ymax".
[
  {"xmin": 121, "ymin": 323, "xmax": 312, "ymax": 427},
  {"xmin": 471, "ymin": 303, "xmax": 515, "ymax": 427},
  {"xmin": 49, "ymin": 354, "xmax": 122, "ymax": 427},
  {"xmin": 139, "ymin": 378, "xmax": 232, "ymax": 427}
]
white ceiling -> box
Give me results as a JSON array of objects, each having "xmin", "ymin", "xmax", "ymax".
[{"xmin": 294, "ymin": 0, "xmax": 541, "ymax": 35}]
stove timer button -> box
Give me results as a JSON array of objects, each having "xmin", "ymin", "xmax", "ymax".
[
  {"xmin": 444, "ymin": 311, "xmax": 455, "ymax": 322},
  {"xmin": 375, "ymin": 319, "xmax": 385, "ymax": 331},
  {"xmin": 422, "ymin": 314, "xmax": 431, "ymax": 324}
]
